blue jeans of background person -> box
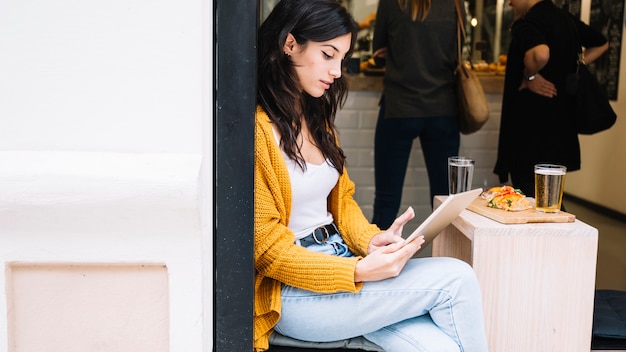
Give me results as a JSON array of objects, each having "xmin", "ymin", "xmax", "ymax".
[
  {"xmin": 276, "ymin": 254, "xmax": 488, "ymax": 352},
  {"xmin": 372, "ymin": 101, "xmax": 460, "ymax": 229}
]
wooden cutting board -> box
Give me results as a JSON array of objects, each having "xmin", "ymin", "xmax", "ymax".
[{"xmin": 466, "ymin": 197, "xmax": 576, "ymax": 224}]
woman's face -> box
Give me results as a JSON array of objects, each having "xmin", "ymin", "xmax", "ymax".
[{"xmin": 286, "ymin": 33, "xmax": 352, "ymax": 98}]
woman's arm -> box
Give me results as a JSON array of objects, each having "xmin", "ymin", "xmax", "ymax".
[
  {"xmin": 578, "ymin": 19, "xmax": 609, "ymax": 64},
  {"xmin": 519, "ymin": 44, "xmax": 557, "ymax": 97},
  {"xmin": 371, "ymin": 0, "xmax": 388, "ymax": 52},
  {"xmin": 583, "ymin": 42, "xmax": 609, "ymax": 64},
  {"xmin": 523, "ymin": 44, "xmax": 550, "ymax": 78},
  {"xmin": 354, "ymin": 208, "xmax": 425, "ymax": 282},
  {"xmin": 328, "ymin": 161, "xmax": 424, "ymax": 283}
]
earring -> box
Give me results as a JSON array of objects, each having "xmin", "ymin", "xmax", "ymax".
[{"xmin": 285, "ymin": 52, "xmax": 290, "ymax": 57}]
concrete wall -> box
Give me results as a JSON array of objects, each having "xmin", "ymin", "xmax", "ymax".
[{"xmin": 0, "ymin": 0, "xmax": 212, "ymax": 350}]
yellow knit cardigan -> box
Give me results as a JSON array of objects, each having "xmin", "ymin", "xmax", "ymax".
[{"xmin": 254, "ymin": 106, "xmax": 382, "ymax": 351}]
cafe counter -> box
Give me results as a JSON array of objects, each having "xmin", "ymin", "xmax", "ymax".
[{"xmin": 346, "ymin": 72, "xmax": 505, "ymax": 94}]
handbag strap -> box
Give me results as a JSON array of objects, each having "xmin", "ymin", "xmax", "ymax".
[
  {"xmin": 454, "ymin": 0, "xmax": 470, "ymax": 68},
  {"xmin": 454, "ymin": 0, "xmax": 466, "ymax": 43}
]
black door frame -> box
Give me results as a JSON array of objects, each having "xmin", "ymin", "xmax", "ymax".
[{"xmin": 214, "ymin": 0, "xmax": 256, "ymax": 350}]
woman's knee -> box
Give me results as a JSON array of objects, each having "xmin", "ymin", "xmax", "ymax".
[
  {"xmin": 427, "ymin": 256, "xmax": 473, "ymax": 274},
  {"xmin": 448, "ymin": 257, "xmax": 474, "ymax": 276},
  {"xmin": 426, "ymin": 257, "xmax": 479, "ymax": 288}
]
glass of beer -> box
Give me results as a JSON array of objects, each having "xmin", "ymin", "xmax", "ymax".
[
  {"xmin": 448, "ymin": 156, "xmax": 475, "ymax": 194},
  {"xmin": 534, "ymin": 164, "xmax": 567, "ymax": 213}
]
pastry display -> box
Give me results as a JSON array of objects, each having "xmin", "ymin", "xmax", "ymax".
[{"xmin": 467, "ymin": 54, "xmax": 507, "ymax": 74}]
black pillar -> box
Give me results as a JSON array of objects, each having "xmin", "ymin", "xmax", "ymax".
[{"xmin": 214, "ymin": 0, "xmax": 256, "ymax": 350}]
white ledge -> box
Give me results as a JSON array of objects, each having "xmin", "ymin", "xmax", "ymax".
[{"xmin": 0, "ymin": 151, "xmax": 202, "ymax": 235}]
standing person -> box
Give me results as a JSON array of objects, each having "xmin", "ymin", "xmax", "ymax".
[
  {"xmin": 255, "ymin": 0, "xmax": 489, "ymax": 351},
  {"xmin": 370, "ymin": 0, "xmax": 463, "ymax": 230},
  {"xmin": 494, "ymin": 0, "xmax": 608, "ymax": 197}
]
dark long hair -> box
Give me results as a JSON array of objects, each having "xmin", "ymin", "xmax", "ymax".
[{"xmin": 257, "ymin": 0, "xmax": 358, "ymax": 173}]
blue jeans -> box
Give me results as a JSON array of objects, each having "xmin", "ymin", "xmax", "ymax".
[
  {"xmin": 276, "ymin": 239, "xmax": 488, "ymax": 351},
  {"xmin": 372, "ymin": 101, "xmax": 460, "ymax": 229}
]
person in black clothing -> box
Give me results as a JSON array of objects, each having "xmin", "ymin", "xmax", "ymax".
[
  {"xmin": 494, "ymin": 0, "xmax": 608, "ymax": 198},
  {"xmin": 370, "ymin": 0, "xmax": 462, "ymax": 229}
]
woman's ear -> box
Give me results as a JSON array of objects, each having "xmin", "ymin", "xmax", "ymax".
[{"xmin": 283, "ymin": 33, "xmax": 296, "ymax": 55}]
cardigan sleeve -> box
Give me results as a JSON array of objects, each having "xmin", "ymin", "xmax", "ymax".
[{"xmin": 254, "ymin": 109, "xmax": 363, "ymax": 293}]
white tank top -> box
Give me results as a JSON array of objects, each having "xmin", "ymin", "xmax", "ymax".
[{"xmin": 273, "ymin": 126, "xmax": 339, "ymax": 239}]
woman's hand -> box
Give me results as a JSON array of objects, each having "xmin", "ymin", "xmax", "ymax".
[
  {"xmin": 354, "ymin": 207, "xmax": 425, "ymax": 282},
  {"xmin": 372, "ymin": 47, "xmax": 387, "ymax": 59},
  {"xmin": 518, "ymin": 73, "xmax": 557, "ymax": 98},
  {"xmin": 367, "ymin": 206, "xmax": 414, "ymax": 254},
  {"xmin": 355, "ymin": 235, "xmax": 424, "ymax": 282}
]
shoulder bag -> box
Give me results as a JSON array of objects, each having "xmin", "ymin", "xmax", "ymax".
[
  {"xmin": 454, "ymin": 0, "xmax": 489, "ymax": 135},
  {"xmin": 565, "ymin": 19, "xmax": 617, "ymax": 134}
]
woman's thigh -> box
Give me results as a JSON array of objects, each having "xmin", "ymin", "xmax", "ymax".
[{"xmin": 275, "ymin": 257, "xmax": 477, "ymax": 343}]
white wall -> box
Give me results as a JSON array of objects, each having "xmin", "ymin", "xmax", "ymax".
[
  {"xmin": 0, "ymin": 0, "xmax": 212, "ymax": 350},
  {"xmin": 566, "ymin": 0, "xmax": 626, "ymax": 214},
  {"xmin": 0, "ymin": 0, "xmax": 204, "ymax": 153}
]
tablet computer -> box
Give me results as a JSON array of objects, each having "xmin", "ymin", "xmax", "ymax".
[{"xmin": 405, "ymin": 188, "xmax": 483, "ymax": 248}]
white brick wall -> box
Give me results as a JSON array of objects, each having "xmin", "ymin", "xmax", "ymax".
[{"xmin": 336, "ymin": 91, "xmax": 503, "ymax": 243}]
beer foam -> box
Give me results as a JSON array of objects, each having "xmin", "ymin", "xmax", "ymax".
[{"xmin": 535, "ymin": 169, "xmax": 566, "ymax": 175}]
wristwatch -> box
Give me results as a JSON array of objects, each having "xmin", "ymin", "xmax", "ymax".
[{"xmin": 525, "ymin": 73, "xmax": 537, "ymax": 81}]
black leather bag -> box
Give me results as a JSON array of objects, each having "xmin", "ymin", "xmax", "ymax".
[
  {"xmin": 566, "ymin": 60, "xmax": 617, "ymax": 135},
  {"xmin": 566, "ymin": 16, "xmax": 617, "ymax": 135}
]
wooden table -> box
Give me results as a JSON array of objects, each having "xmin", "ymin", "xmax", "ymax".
[{"xmin": 432, "ymin": 196, "xmax": 599, "ymax": 352}]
